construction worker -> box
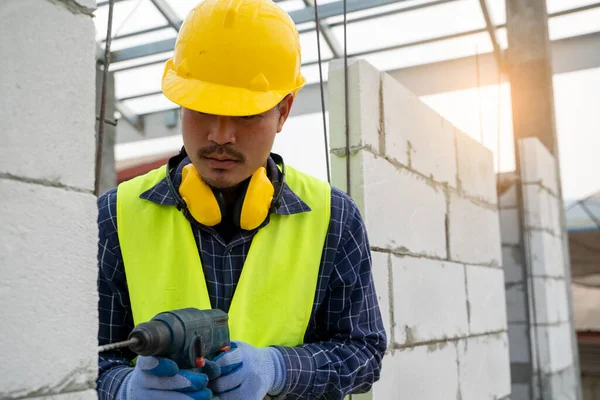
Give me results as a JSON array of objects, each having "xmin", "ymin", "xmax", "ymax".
[{"xmin": 96, "ymin": 0, "xmax": 386, "ymax": 399}]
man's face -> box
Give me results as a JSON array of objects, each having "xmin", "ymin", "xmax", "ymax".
[{"xmin": 181, "ymin": 95, "xmax": 294, "ymax": 189}]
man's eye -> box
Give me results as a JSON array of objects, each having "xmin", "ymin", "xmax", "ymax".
[{"xmin": 241, "ymin": 115, "xmax": 258, "ymax": 120}]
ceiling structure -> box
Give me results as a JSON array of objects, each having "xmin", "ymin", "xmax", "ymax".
[{"xmin": 93, "ymin": 0, "xmax": 600, "ymax": 131}]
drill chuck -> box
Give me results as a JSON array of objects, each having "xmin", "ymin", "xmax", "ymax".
[{"xmin": 128, "ymin": 320, "xmax": 171, "ymax": 356}]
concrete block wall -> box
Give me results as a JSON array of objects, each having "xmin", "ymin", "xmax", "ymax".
[
  {"xmin": 0, "ymin": 1, "xmax": 99, "ymax": 399},
  {"xmin": 328, "ymin": 58, "xmax": 510, "ymax": 399},
  {"xmin": 499, "ymin": 137, "xmax": 581, "ymax": 399}
]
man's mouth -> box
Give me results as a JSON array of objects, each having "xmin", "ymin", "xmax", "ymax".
[{"xmin": 202, "ymin": 155, "xmax": 240, "ymax": 170}]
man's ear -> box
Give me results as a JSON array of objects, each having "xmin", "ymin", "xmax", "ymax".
[{"xmin": 276, "ymin": 94, "xmax": 295, "ymax": 132}]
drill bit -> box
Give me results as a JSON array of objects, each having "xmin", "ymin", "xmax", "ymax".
[{"xmin": 98, "ymin": 337, "xmax": 140, "ymax": 353}]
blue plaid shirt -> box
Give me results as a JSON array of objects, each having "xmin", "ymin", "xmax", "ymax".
[{"xmin": 96, "ymin": 155, "xmax": 387, "ymax": 399}]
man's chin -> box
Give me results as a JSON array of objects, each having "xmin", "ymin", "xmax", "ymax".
[{"xmin": 201, "ymin": 172, "xmax": 241, "ymax": 190}]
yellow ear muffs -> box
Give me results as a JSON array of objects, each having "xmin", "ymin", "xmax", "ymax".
[
  {"xmin": 236, "ymin": 167, "xmax": 275, "ymax": 230},
  {"xmin": 179, "ymin": 164, "xmax": 223, "ymax": 226}
]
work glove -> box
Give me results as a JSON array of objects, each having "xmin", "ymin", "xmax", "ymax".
[
  {"xmin": 209, "ymin": 341, "xmax": 286, "ymax": 400},
  {"xmin": 117, "ymin": 355, "xmax": 219, "ymax": 400}
]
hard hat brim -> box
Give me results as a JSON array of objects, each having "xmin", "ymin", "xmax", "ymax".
[{"xmin": 162, "ymin": 69, "xmax": 304, "ymax": 117}]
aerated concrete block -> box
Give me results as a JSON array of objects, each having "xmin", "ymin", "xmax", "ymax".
[
  {"xmin": 38, "ymin": 390, "xmax": 99, "ymax": 399},
  {"xmin": 523, "ymin": 184, "xmax": 562, "ymax": 235},
  {"xmin": 519, "ymin": 137, "xmax": 558, "ymax": 195},
  {"xmin": 532, "ymin": 278, "xmax": 570, "ymax": 325},
  {"xmin": 0, "ymin": 0, "xmax": 96, "ymax": 191},
  {"xmin": 328, "ymin": 58, "xmax": 382, "ymax": 153},
  {"xmin": 499, "ymin": 184, "xmax": 518, "ymax": 209},
  {"xmin": 508, "ymin": 323, "xmax": 532, "ymax": 363},
  {"xmin": 449, "ymin": 193, "xmax": 502, "ymax": 266},
  {"xmin": 371, "ymin": 251, "xmax": 392, "ymax": 341},
  {"xmin": 503, "ymin": 246, "xmax": 525, "ymax": 284},
  {"xmin": 362, "ymin": 151, "xmax": 447, "ymax": 257},
  {"xmin": 0, "ymin": 178, "xmax": 98, "ymax": 398},
  {"xmin": 500, "ymin": 208, "xmax": 521, "ymax": 246},
  {"xmin": 372, "ymin": 343, "xmax": 459, "ymax": 399},
  {"xmin": 511, "ymin": 383, "xmax": 531, "ymax": 400},
  {"xmin": 506, "ymin": 282, "xmax": 529, "ymax": 324},
  {"xmin": 392, "ymin": 257, "xmax": 468, "ymax": 345},
  {"xmin": 381, "ymin": 74, "xmax": 457, "ymax": 186},
  {"xmin": 457, "ymin": 333, "xmax": 511, "ymax": 400},
  {"xmin": 466, "ymin": 266, "xmax": 508, "ymax": 334},
  {"xmin": 455, "ymin": 129, "xmax": 498, "ymax": 205},
  {"xmin": 527, "ymin": 230, "xmax": 566, "ymax": 278},
  {"xmin": 536, "ymin": 323, "xmax": 575, "ymax": 374}
]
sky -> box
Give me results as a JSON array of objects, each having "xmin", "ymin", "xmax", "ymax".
[{"xmin": 95, "ymin": 0, "xmax": 600, "ymax": 204}]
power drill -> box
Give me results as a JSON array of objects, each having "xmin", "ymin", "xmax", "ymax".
[{"xmin": 98, "ymin": 307, "xmax": 231, "ymax": 371}]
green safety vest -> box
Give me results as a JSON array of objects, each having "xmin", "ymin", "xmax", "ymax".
[{"xmin": 116, "ymin": 163, "xmax": 331, "ymax": 348}]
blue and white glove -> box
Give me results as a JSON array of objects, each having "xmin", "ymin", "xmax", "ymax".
[
  {"xmin": 209, "ymin": 341, "xmax": 286, "ymax": 400},
  {"xmin": 117, "ymin": 355, "xmax": 217, "ymax": 400}
]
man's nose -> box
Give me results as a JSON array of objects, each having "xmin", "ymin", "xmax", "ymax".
[{"xmin": 207, "ymin": 116, "xmax": 237, "ymax": 145}]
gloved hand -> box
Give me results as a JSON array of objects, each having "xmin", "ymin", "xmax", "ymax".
[
  {"xmin": 117, "ymin": 355, "xmax": 218, "ymax": 400},
  {"xmin": 209, "ymin": 341, "xmax": 286, "ymax": 400}
]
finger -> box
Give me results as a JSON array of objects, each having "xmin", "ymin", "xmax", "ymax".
[
  {"xmin": 133, "ymin": 388, "xmax": 213, "ymax": 400},
  {"xmin": 182, "ymin": 388, "xmax": 215, "ymax": 400},
  {"xmin": 139, "ymin": 370, "xmax": 207, "ymax": 391},
  {"xmin": 137, "ymin": 356, "xmax": 179, "ymax": 377},
  {"xmin": 213, "ymin": 387, "xmax": 243, "ymax": 400},
  {"xmin": 195, "ymin": 360, "xmax": 221, "ymax": 380},
  {"xmin": 212, "ymin": 342, "xmax": 238, "ymax": 363},
  {"xmin": 210, "ymin": 370, "xmax": 244, "ymax": 395},
  {"xmin": 176, "ymin": 370, "xmax": 210, "ymax": 391},
  {"xmin": 212, "ymin": 344, "xmax": 242, "ymax": 376}
]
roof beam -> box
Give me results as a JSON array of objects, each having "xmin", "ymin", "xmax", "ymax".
[
  {"xmin": 478, "ymin": 0, "xmax": 502, "ymax": 67},
  {"xmin": 114, "ymin": 31, "xmax": 600, "ymax": 126},
  {"xmin": 116, "ymin": 102, "xmax": 144, "ymax": 132},
  {"xmin": 110, "ymin": 0, "xmax": 407, "ymax": 62},
  {"xmin": 303, "ymin": 0, "xmax": 343, "ymax": 58},
  {"xmin": 149, "ymin": 0, "xmax": 182, "ymax": 31}
]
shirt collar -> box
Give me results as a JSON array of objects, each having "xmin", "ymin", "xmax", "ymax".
[{"xmin": 139, "ymin": 154, "xmax": 311, "ymax": 216}]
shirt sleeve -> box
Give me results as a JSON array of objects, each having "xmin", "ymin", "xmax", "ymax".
[
  {"xmin": 273, "ymin": 189, "xmax": 388, "ymax": 399},
  {"xmin": 96, "ymin": 188, "xmax": 136, "ymax": 400}
]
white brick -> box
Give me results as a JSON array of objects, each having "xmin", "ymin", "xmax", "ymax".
[
  {"xmin": 519, "ymin": 137, "xmax": 558, "ymax": 195},
  {"xmin": 363, "ymin": 152, "xmax": 447, "ymax": 257},
  {"xmin": 506, "ymin": 282, "xmax": 528, "ymax": 324},
  {"xmin": 449, "ymin": 193, "xmax": 502, "ymax": 265},
  {"xmin": 371, "ymin": 251, "xmax": 392, "ymax": 341},
  {"xmin": 466, "ymin": 266, "xmax": 508, "ymax": 334},
  {"xmin": 373, "ymin": 344, "xmax": 459, "ymax": 399},
  {"xmin": 72, "ymin": 0, "xmax": 97, "ymax": 10},
  {"xmin": 503, "ymin": 246, "xmax": 525, "ymax": 283},
  {"xmin": 511, "ymin": 383, "xmax": 531, "ymax": 400},
  {"xmin": 330, "ymin": 149, "xmax": 367, "ymax": 210},
  {"xmin": 0, "ymin": 0, "xmax": 96, "ymax": 191},
  {"xmin": 500, "ymin": 208, "xmax": 521, "ymax": 246},
  {"xmin": 38, "ymin": 390, "xmax": 99, "ymax": 400},
  {"xmin": 537, "ymin": 323, "xmax": 575, "ymax": 374},
  {"xmin": 381, "ymin": 74, "xmax": 457, "ymax": 186},
  {"xmin": 328, "ymin": 58, "xmax": 381, "ymax": 153},
  {"xmin": 523, "ymin": 184, "xmax": 562, "ymax": 235},
  {"xmin": 527, "ymin": 230, "xmax": 566, "ymax": 278},
  {"xmin": 499, "ymin": 184, "xmax": 518, "ymax": 208},
  {"xmin": 456, "ymin": 130, "xmax": 498, "ymax": 204},
  {"xmin": 0, "ymin": 179, "xmax": 98, "ymax": 397},
  {"xmin": 508, "ymin": 323, "xmax": 532, "ymax": 363},
  {"xmin": 392, "ymin": 257, "xmax": 468, "ymax": 345},
  {"xmin": 458, "ymin": 333, "xmax": 511, "ymax": 400},
  {"xmin": 533, "ymin": 278, "xmax": 570, "ymax": 325}
]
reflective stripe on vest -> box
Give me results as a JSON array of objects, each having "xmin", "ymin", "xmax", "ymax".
[{"xmin": 116, "ymin": 164, "xmax": 331, "ymax": 348}]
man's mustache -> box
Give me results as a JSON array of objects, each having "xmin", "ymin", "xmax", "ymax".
[{"xmin": 197, "ymin": 144, "xmax": 245, "ymax": 162}]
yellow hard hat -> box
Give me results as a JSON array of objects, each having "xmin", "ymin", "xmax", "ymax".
[{"xmin": 161, "ymin": 0, "xmax": 306, "ymax": 117}]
